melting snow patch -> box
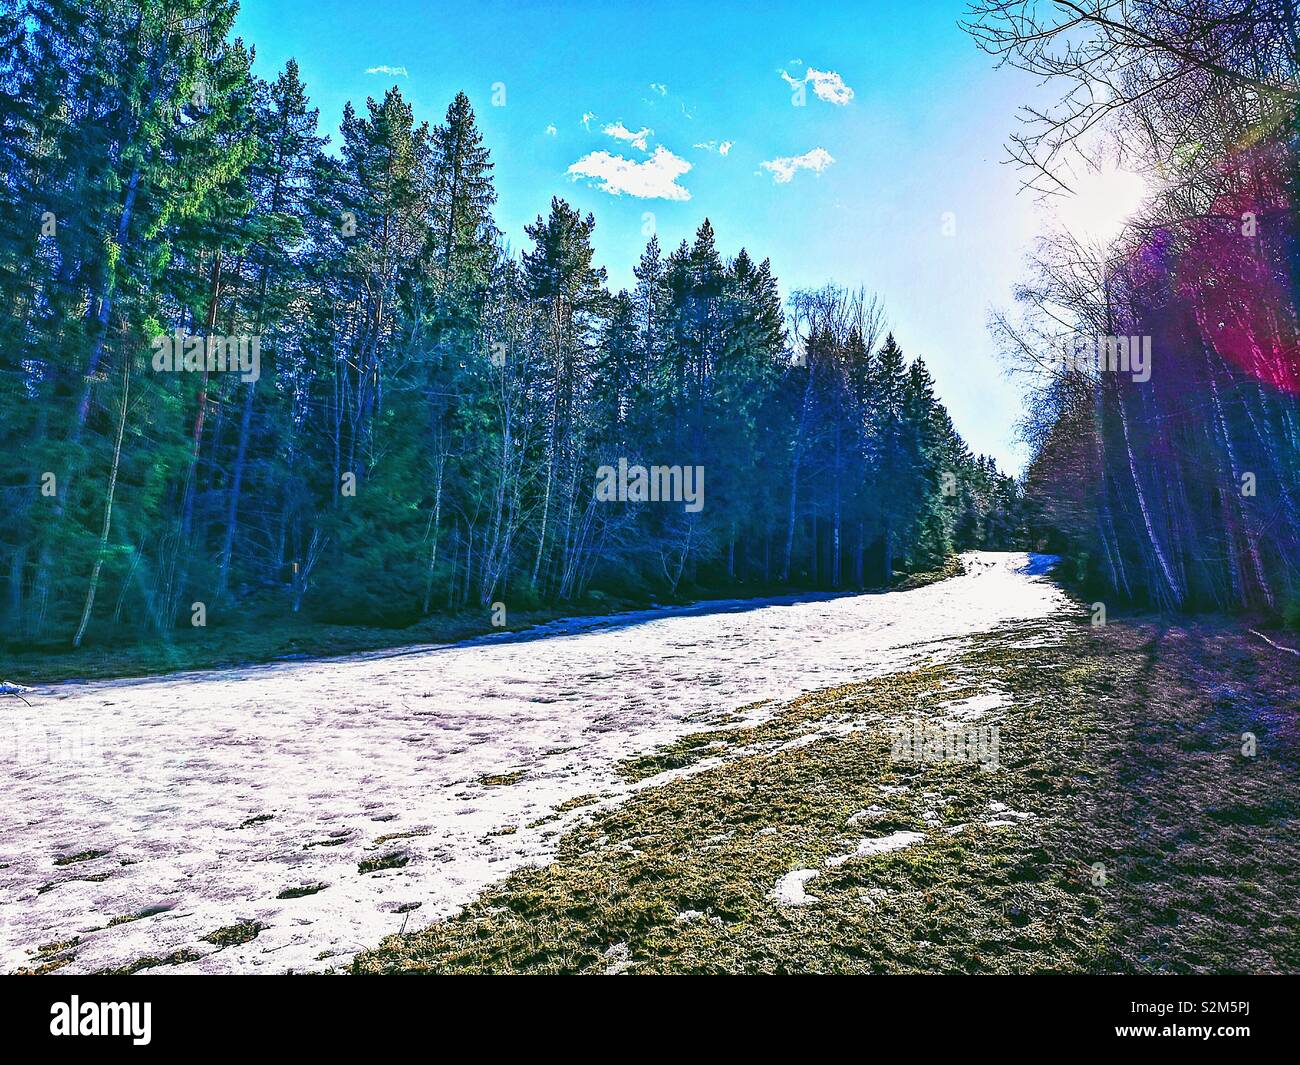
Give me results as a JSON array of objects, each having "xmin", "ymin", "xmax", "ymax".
[
  {"xmin": 770, "ymin": 869, "xmax": 821, "ymax": 907},
  {"xmin": 603, "ymin": 942, "xmax": 634, "ymax": 975},
  {"xmin": 939, "ymin": 692, "xmax": 1005, "ymax": 722},
  {"xmin": 846, "ymin": 805, "xmax": 886, "ymax": 825},
  {"xmin": 986, "ymin": 801, "xmax": 1033, "ymax": 821},
  {"xmin": 826, "ymin": 831, "xmax": 926, "ymax": 867}
]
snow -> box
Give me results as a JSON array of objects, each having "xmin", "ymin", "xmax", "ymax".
[
  {"xmin": 601, "ymin": 942, "xmax": 634, "ymax": 975},
  {"xmin": 985, "ymin": 801, "xmax": 1034, "ymax": 825},
  {"xmin": 939, "ymin": 692, "xmax": 1006, "ymax": 722},
  {"xmin": 0, "ymin": 551, "xmax": 1067, "ymax": 974},
  {"xmin": 825, "ymin": 831, "xmax": 926, "ymax": 867},
  {"xmin": 770, "ymin": 870, "xmax": 821, "ymax": 907}
]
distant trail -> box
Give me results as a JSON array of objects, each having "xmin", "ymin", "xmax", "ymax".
[{"xmin": 0, "ymin": 551, "xmax": 1069, "ymax": 975}]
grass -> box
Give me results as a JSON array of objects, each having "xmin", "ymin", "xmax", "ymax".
[
  {"xmin": 893, "ymin": 554, "xmax": 965, "ymax": 591},
  {"xmin": 354, "ymin": 613, "xmax": 1300, "ymax": 974},
  {"xmin": 52, "ymin": 849, "xmax": 109, "ymax": 866},
  {"xmin": 304, "ymin": 833, "xmax": 353, "ymax": 849},
  {"xmin": 554, "ymin": 795, "xmax": 601, "ymax": 813},
  {"xmin": 277, "ymin": 883, "xmax": 328, "ymax": 899},
  {"xmin": 358, "ymin": 852, "xmax": 410, "ymax": 874},
  {"xmin": 106, "ymin": 905, "xmax": 172, "ymax": 927},
  {"xmin": 1071, "ymin": 620, "xmax": 1300, "ymax": 973},
  {"xmin": 98, "ymin": 949, "xmax": 203, "ymax": 976},
  {"xmin": 374, "ymin": 829, "xmax": 430, "ymax": 844},
  {"xmin": 37, "ymin": 871, "xmax": 110, "ymax": 895},
  {"xmin": 203, "ymin": 921, "xmax": 264, "ymax": 948},
  {"xmin": 13, "ymin": 938, "xmax": 80, "ymax": 976}
]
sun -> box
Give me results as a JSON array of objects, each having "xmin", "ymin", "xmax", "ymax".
[{"xmin": 1045, "ymin": 163, "xmax": 1150, "ymax": 246}]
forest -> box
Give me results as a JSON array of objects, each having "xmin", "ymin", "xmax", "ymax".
[
  {"xmin": 0, "ymin": 0, "xmax": 1019, "ymax": 651},
  {"xmin": 970, "ymin": 0, "xmax": 1300, "ymax": 623}
]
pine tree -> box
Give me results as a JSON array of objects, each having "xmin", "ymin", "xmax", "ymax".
[
  {"xmin": 870, "ymin": 333, "xmax": 910, "ymax": 582},
  {"xmin": 0, "ymin": 11, "xmax": 1022, "ymax": 648},
  {"xmin": 429, "ymin": 91, "xmax": 498, "ymax": 303},
  {"xmin": 523, "ymin": 198, "xmax": 606, "ymax": 594}
]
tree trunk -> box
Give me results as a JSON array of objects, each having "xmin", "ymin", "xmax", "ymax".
[
  {"xmin": 216, "ymin": 378, "xmax": 256, "ymax": 598},
  {"xmin": 73, "ymin": 359, "xmax": 130, "ymax": 648}
]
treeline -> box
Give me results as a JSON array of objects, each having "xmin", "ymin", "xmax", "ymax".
[
  {"xmin": 969, "ymin": 0, "xmax": 1300, "ymax": 622},
  {"xmin": 0, "ymin": 0, "xmax": 1017, "ymax": 647}
]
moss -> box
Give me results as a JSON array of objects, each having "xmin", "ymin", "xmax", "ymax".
[{"xmin": 479, "ymin": 771, "xmax": 525, "ymax": 787}]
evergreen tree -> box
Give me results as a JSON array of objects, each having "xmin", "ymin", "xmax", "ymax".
[{"xmin": 0, "ymin": 3, "xmax": 1022, "ymax": 648}]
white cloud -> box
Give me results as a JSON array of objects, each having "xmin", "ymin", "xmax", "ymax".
[
  {"xmin": 366, "ymin": 65, "xmax": 409, "ymax": 77},
  {"xmin": 545, "ymin": 124, "xmax": 557, "ymax": 136},
  {"xmin": 649, "ymin": 82, "xmax": 668, "ymax": 96},
  {"xmin": 581, "ymin": 111, "xmax": 597, "ymax": 130},
  {"xmin": 603, "ymin": 121, "xmax": 653, "ymax": 151},
  {"xmin": 780, "ymin": 67, "xmax": 854, "ymax": 105},
  {"xmin": 760, "ymin": 147, "xmax": 835, "ymax": 184},
  {"xmin": 694, "ymin": 139, "xmax": 735, "ymax": 155},
  {"xmin": 568, "ymin": 146, "xmax": 692, "ymax": 200}
]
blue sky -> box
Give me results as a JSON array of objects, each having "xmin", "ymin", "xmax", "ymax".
[{"xmin": 234, "ymin": 0, "xmax": 1144, "ymax": 473}]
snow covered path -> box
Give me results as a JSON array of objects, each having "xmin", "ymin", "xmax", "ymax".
[{"xmin": 0, "ymin": 551, "xmax": 1069, "ymax": 974}]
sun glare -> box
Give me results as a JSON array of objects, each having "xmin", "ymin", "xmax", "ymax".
[{"xmin": 1045, "ymin": 164, "xmax": 1150, "ymax": 246}]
